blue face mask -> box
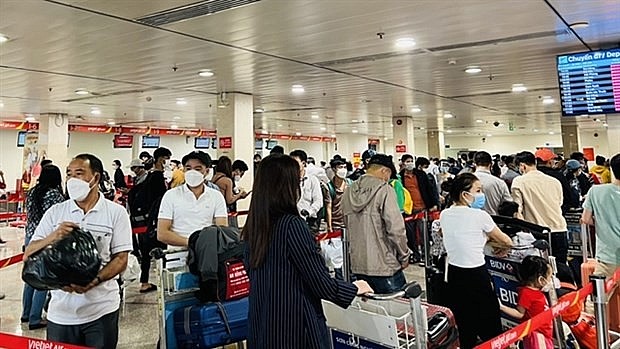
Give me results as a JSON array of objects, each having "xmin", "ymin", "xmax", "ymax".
[{"xmin": 467, "ymin": 192, "xmax": 486, "ymax": 209}]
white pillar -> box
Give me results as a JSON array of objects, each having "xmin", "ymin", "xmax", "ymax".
[
  {"xmin": 38, "ymin": 113, "xmax": 70, "ymax": 171},
  {"xmin": 427, "ymin": 130, "xmax": 445, "ymax": 159},
  {"xmin": 561, "ymin": 124, "xmax": 581, "ymax": 156},
  {"xmin": 392, "ymin": 116, "xmax": 415, "ymax": 157}
]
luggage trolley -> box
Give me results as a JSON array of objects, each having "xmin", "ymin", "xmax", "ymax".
[
  {"xmin": 151, "ymin": 248, "xmax": 201, "ymax": 349},
  {"xmin": 328, "ymin": 229, "xmax": 459, "ymax": 349}
]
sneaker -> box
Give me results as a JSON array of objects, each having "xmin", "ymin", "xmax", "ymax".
[{"xmin": 29, "ymin": 321, "xmax": 47, "ymax": 330}]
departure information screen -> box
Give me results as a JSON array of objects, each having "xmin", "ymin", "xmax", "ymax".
[{"xmin": 557, "ymin": 48, "xmax": 620, "ymax": 116}]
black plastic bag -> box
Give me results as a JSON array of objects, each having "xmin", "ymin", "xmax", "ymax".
[{"xmin": 22, "ymin": 227, "xmax": 102, "ymax": 290}]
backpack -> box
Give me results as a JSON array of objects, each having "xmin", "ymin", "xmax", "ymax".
[
  {"xmin": 390, "ymin": 179, "xmax": 413, "ymax": 215},
  {"xmin": 187, "ymin": 226, "xmax": 249, "ymax": 302}
]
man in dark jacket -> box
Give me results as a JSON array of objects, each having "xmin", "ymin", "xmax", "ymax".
[
  {"xmin": 535, "ymin": 148, "xmax": 572, "ymax": 214},
  {"xmin": 400, "ymin": 154, "xmax": 438, "ymax": 263},
  {"xmin": 348, "ymin": 149, "xmax": 376, "ymax": 181}
]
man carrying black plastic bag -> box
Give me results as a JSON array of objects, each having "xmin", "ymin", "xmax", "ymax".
[{"xmin": 24, "ymin": 154, "xmax": 132, "ymax": 349}]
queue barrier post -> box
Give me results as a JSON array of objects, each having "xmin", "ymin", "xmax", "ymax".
[
  {"xmin": 341, "ymin": 228, "xmax": 351, "ymax": 283},
  {"xmin": 591, "ymin": 274, "xmax": 610, "ymax": 349}
]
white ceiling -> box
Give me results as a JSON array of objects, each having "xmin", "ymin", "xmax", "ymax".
[{"xmin": 1, "ymin": 0, "xmax": 619, "ymax": 139}]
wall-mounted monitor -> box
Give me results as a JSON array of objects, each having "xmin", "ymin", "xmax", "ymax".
[
  {"xmin": 194, "ymin": 137, "xmax": 211, "ymax": 149},
  {"xmin": 142, "ymin": 136, "xmax": 160, "ymax": 149},
  {"xmin": 265, "ymin": 140, "xmax": 278, "ymax": 150},
  {"xmin": 557, "ymin": 48, "xmax": 620, "ymax": 116},
  {"xmin": 255, "ymin": 139, "xmax": 263, "ymax": 150},
  {"xmin": 17, "ymin": 131, "xmax": 27, "ymax": 147}
]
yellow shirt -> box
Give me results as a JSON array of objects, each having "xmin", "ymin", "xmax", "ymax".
[
  {"xmin": 511, "ymin": 170, "xmax": 567, "ymax": 232},
  {"xmin": 170, "ymin": 169, "xmax": 185, "ymax": 188}
]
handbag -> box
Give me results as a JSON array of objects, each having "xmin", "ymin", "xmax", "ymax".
[{"xmin": 22, "ymin": 227, "xmax": 102, "ymax": 290}]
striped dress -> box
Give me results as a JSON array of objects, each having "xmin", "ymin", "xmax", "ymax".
[{"xmin": 246, "ymin": 214, "xmax": 358, "ymax": 348}]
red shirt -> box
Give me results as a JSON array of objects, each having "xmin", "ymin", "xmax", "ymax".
[{"xmin": 518, "ymin": 287, "xmax": 553, "ymax": 338}]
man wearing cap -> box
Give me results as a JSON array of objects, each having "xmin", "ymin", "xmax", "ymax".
[
  {"xmin": 535, "ymin": 148, "xmax": 572, "ymax": 213},
  {"xmin": 157, "ymin": 151, "xmax": 228, "ymax": 247},
  {"xmin": 348, "ymin": 149, "xmax": 376, "ymax": 181},
  {"xmin": 128, "ymin": 159, "xmax": 147, "ymax": 185},
  {"xmin": 343, "ymin": 154, "xmax": 410, "ymax": 293},
  {"xmin": 564, "ymin": 159, "xmax": 588, "ymax": 209},
  {"xmin": 513, "ymin": 151, "xmax": 568, "ymax": 264}
]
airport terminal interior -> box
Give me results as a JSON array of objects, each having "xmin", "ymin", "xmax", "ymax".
[{"xmin": 0, "ymin": 0, "xmax": 619, "ymax": 348}]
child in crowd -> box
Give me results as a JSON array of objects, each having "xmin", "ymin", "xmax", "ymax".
[
  {"xmin": 500, "ymin": 255, "xmax": 554, "ymax": 349},
  {"xmin": 498, "ymin": 200, "xmax": 519, "ymax": 218}
]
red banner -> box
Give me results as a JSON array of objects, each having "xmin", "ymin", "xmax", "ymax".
[
  {"xmin": 0, "ymin": 253, "xmax": 23, "ymax": 269},
  {"xmin": 0, "ymin": 332, "xmax": 92, "ymax": 349},
  {"xmin": 275, "ymin": 134, "xmax": 291, "ymax": 140},
  {"xmin": 368, "ymin": 138, "xmax": 381, "ymax": 145},
  {"xmin": 219, "ymin": 136, "xmax": 233, "ymax": 149},
  {"xmin": 182, "ymin": 129, "xmax": 202, "ymax": 137},
  {"xmin": 322, "ymin": 137, "xmax": 336, "ymax": 142},
  {"xmin": 69, "ymin": 125, "xmax": 118, "ymax": 133},
  {"xmin": 395, "ymin": 144, "xmax": 407, "ymax": 153},
  {"xmin": 475, "ymin": 268, "xmax": 620, "ymax": 349},
  {"xmin": 120, "ymin": 126, "xmax": 151, "ymax": 135},
  {"xmin": 309, "ymin": 136, "xmax": 323, "ymax": 142},
  {"xmin": 291, "ymin": 135, "xmax": 310, "ymax": 141},
  {"xmin": 0, "ymin": 121, "xmax": 36, "ymax": 130}
]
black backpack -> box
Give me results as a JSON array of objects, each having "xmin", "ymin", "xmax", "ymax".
[{"xmin": 187, "ymin": 226, "xmax": 249, "ymax": 302}]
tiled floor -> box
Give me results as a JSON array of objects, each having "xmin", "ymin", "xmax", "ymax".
[{"xmin": 0, "ymin": 226, "xmax": 426, "ymax": 348}]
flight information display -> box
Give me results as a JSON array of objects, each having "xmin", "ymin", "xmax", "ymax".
[{"xmin": 557, "ymin": 48, "xmax": 620, "ymax": 116}]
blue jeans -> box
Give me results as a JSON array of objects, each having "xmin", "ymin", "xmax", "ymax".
[
  {"xmin": 22, "ymin": 284, "xmax": 48, "ymax": 325},
  {"xmin": 355, "ymin": 270, "xmax": 406, "ymax": 294},
  {"xmin": 22, "ymin": 234, "xmax": 48, "ymax": 325}
]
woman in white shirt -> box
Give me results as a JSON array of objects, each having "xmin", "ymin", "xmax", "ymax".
[{"xmin": 440, "ymin": 173, "xmax": 512, "ymax": 349}]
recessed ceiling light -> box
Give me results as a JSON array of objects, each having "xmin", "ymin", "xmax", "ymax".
[
  {"xmin": 444, "ymin": 112, "xmax": 454, "ymax": 119},
  {"xmin": 352, "ymin": 129, "xmax": 359, "ymax": 134},
  {"xmin": 569, "ymin": 21, "xmax": 589, "ymax": 29},
  {"xmin": 176, "ymin": 98, "xmax": 187, "ymax": 105},
  {"xmin": 446, "ymin": 130, "xmax": 453, "ymax": 133},
  {"xmin": 0, "ymin": 34, "xmax": 9, "ymax": 43},
  {"xmin": 295, "ymin": 132, "xmax": 302, "ymax": 136},
  {"xmin": 542, "ymin": 96, "xmax": 555, "ymax": 105},
  {"xmin": 533, "ymin": 129, "xmax": 539, "ymax": 132},
  {"xmin": 476, "ymin": 119, "xmax": 484, "ymax": 123},
  {"xmin": 25, "ymin": 116, "xmax": 36, "ymax": 122},
  {"xmin": 311, "ymin": 114, "xmax": 319, "ymax": 119},
  {"xmin": 512, "ymin": 84, "xmax": 527, "ymax": 92},
  {"xmin": 486, "ymin": 133, "xmax": 493, "ymax": 137},
  {"xmin": 254, "ymin": 107, "xmax": 264, "ymax": 113},
  {"xmin": 384, "ymin": 137, "xmax": 389, "ymax": 140},
  {"xmin": 352, "ymin": 119, "xmax": 358, "ymax": 123},
  {"xmin": 411, "ymin": 106, "xmax": 422, "ymax": 113},
  {"xmin": 198, "ymin": 69, "xmax": 214, "ymax": 77},
  {"xmin": 291, "ymin": 84, "xmax": 305, "ymax": 94},
  {"xmin": 320, "ymin": 127, "xmax": 326, "ymax": 131},
  {"xmin": 395, "ymin": 37, "xmax": 416, "ymax": 49},
  {"xmin": 107, "ymin": 121, "xmax": 116, "ymax": 126},
  {"xmin": 331, "ymin": 134, "xmax": 336, "ymax": 138},
  {"xmin": 391, "ymin": 124, "xmax": 394, "ymax": 127},
  {"xmin": 464, "ymin": 66, "xmax": 482, "ymax": 74},
  {"xmin": 548, "ymin": 131, "xmax": 555, "ymax": 135},
  {"xmin": 603, "ymin": 122, "xmax": 609, "ymax": 127},
  {"xmin": 277, "ymin": 124, "xmax": 283, "ymax": 127},
  {"xmin": 420, "ymin": 127, "xmax": 425, "ymax": 130},
  {"xmin": 173, "ymin": 116, "xmax": 181, "ymax": 120},
  {"xmin": 593, "ymin": 118, "xmax": 600, "ymax": 122},
  {"xmin": 90, "ymin": 109, "xmax": 101, "ymax": 115},
  {"xmin": 75, "ymin": 88, "xmax": 89, "ymax": 95},
  {"xmin": 0, "ymin": 101, "xmax": 4, "ymax": 108},
  {"xmin": 171, "ymin": 124, "xmax": 179, "ymax": 129}
]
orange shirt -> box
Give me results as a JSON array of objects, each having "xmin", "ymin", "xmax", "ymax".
[{"xmin": 403, "ymin": 173, "xmax": 426, "ymax": 210}]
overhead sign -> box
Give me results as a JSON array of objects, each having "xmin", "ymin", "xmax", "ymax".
[
  {"xmin": 113, "ymin": 135, "xmax": 133, "ymax": 148},
  {"xmin": 0, "ymin": 121, "xmax": 37, "ymax": 130},
  {"xmin": 395, "ymin": 145, "xmax": 407, "ymax": 153},
  {"xmin": 219, "ymin": 136, "xmax": 233, "ymax": 149}
]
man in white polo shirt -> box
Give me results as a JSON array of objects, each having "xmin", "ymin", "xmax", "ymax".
[
  {"xmin": 24, "ymin": 154, "xmax": 132, "ymax": 349},
  {"xmin": 157, "ymin": 151, "xmax": 228, "ymax": 247}
]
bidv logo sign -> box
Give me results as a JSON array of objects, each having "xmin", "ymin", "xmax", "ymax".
[{"xmin": 489, "ymin": 259, "xmax": 514, "ymax": 273}]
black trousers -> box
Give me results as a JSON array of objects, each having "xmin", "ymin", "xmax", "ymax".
[
  {"xmin": 446, "ymin": 264, "xmax": 502, "ymax": 349},
  {"xmin": 136, "ymin": 233, "xmax": 155, "ymax": 284},
  {"xmin": 549, "ymin": 231, "xmax": 568, "ymax": 265},
  {"xmin": 47, "ymin": 310, "xmax": 119, "ymax": 349}
]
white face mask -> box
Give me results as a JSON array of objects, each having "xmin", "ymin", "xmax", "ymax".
[
  {"xmin": 336, "ymin": 168, "xmax": 348, "ymax": 178},
  {"xmin": 67, "ymin": 177, "xmax": 95, "ymax": 202},
  {"xmin": 185, "ymin": 170, "xmax": 205, "ymax": 188},
  {"xmin": 234, "ymin": 175, "xmax": 241, "ymax": 183},
  {"xmin": 405, "ymin": 163, "xmax": 415, "ymax": 171}
]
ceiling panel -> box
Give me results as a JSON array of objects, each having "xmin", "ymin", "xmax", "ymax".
[{"xmin": 0, "ymin": 0, "xmax": 618, "ymax": 140}]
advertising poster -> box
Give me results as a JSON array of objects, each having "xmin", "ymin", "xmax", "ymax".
[{"xmin": 21, "ymin": 132, "xmax": 43, "ymax": 190}]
